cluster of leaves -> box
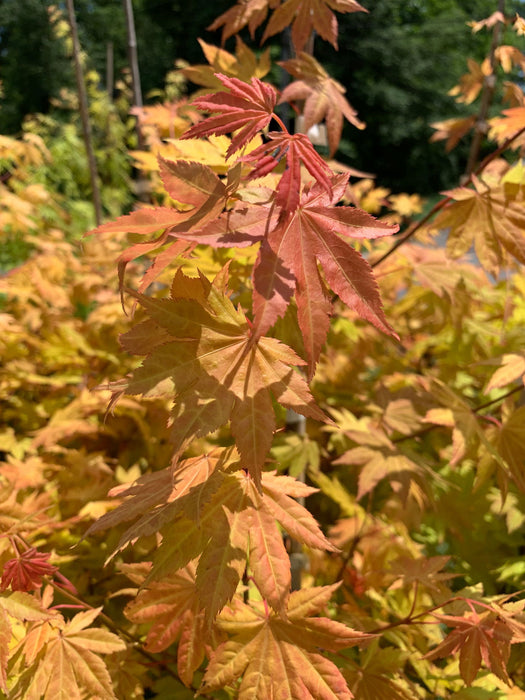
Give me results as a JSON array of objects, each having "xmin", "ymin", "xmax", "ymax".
[{"xmin": 3, "ymin": 1, "xmax": 525, "ymax": 698}]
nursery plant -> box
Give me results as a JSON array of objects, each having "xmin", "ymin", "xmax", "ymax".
[{"xmin": 2, "ymin": 1, "xmax": 525, "ymax": 698}]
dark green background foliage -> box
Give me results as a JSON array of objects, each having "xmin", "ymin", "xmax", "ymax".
[
  {"xmin": 0, "ymin": 0, "xmax": 73, "ymax": 133},
  {"xmin": 315, "ymin": 0, "xmax": 519, "ymax": 191},
  {"xmin": 0, "ymin": 0, "xmax": 521, "ymax": 192}
]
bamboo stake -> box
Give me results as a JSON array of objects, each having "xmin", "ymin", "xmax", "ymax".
[
  {"xmin": 123, "ymin": 0, "xmax": 143, "ymax": 109},
  {"xmin": 106, "ymin": 41, "xmax": 114, "ymax": 100},
  {"xmin": 65, "ymin": 0, "xmax": 103, "ymax": 227}
]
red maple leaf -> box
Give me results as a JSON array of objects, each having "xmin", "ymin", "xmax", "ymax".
[
  {"xmin": 180, "ymin": 74, "xmax": 277, "ymax": 158},
  {"xmin": 1, "ymin": 547, "xmax": 58, "ymax": 592},
  {"xmin": 252, "ymin": 173, "xmax": 398, "ymax": 373},
  {"xmin": 425, "ymin": 601, "xmax": 515, "ymax": 686},
  {"xmin": 241, "ymin": 131, "xmax": 334, "ymax": 211}
]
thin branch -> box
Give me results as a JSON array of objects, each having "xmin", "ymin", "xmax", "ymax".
[
  {"xmin": 464, "ymin": 0, "xmax": 506, "ymax": 177},
  {"xmin": 371, "ymin": 124, "xmax": 525, "ymax": 269},
  {"xmin": 392, "ymin": 383, "xmax": 523, "ymax": 445}
]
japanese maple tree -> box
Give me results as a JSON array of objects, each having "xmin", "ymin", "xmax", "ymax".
[{"xmin": 2, "ymin": 1, "xmax": 525, "ymax": 698}]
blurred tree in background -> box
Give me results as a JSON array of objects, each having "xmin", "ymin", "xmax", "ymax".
[
  {"xmin": 0, "ymin": 0, "xmax": 520, "ymax": 193},
  {"xmin": 316, "ymin": 0, "xmax": 521, "ymax": 192},
  {"xmin": 0, "ymin": 0, "xmax": 73, "ymax": 133}
]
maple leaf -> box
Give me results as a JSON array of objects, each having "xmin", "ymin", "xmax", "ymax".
[
  {"xmin": 334, "ymin": 433, "xmax": 429, "ymax": 505},
  {"xmin": 279, "ymin": 52, "xmax": 365, "ymax": 157},
  {"xmin": 468, "ymin": 11, "xmax": 506, "ymax": 33},
  {"xmin": 10, "ymin": 606, "xmax": 125, "ymax": 700},
  {"xmin": 252, "ymin": 173, "xmax": 398, "ymax": 373},
  {"xmin": 124, "ymin": 562, "xmax": 209, "ymax": 686},
  {"xmin": 495, "ymin": 45, "xmax": 525, "ymax": 74},
  {"xmin": 430, "ymin": 116, "xmax": 477, "ymax": 152},
  {"xmin": 181, "ymin": 37, "xmax": 271, "ymax": 92},
  {"xmin": 387, "ymin": 193, "xmax": 424, "ymax": 219},
  {"xmin": 1, "ymin": 546, "xmax": 57, "ymax": 592},
  {"xmin": 433, "ymin": 177, "xmax": 525, "ymax": 275},
  {"xmin": 208, "ymin": 0, "xmax": 281, "ymax": 44},
  {"xmin": 200, "ymin": 583, "xmax": 373, "ymax": 699},
  {"xmin": 424, "ymin": 600, "xmax": 516, "ymax": 686},
  {"xmin": 448, "ymin": 58, "xmax": 492, "ymax": 105},
  {"xmin": 241, "ymin": 130, "xmax": 334, "ymax": 210},
  {"xmin": 120, "ymin": 269, "xmax": 327, "ymax": 481},
  {"xmin": 486, "ymin": 353, "xmax": 525, "ymax": 392},
  {"xmin": 87, "ymin": 156, "xmax": 236, "ymax": 291},
  {"xmin": 180, "ymin": 74, "xmax": 277, "ymax": 158},
  {"xmin": 387, "ymin": 555, "xmax": 456, "ymax": 595},
  {"xmin": 489, "ymin": 107, "xmax": 525, "ymax": 147},
  {"xmin": 494, "ymin": 406, "xmax": 525, "ymax": 493},
  {"xmin": 261, "ymin": 0, "xmax": 367, "ymax": 53},
  {"xmin": 515, "ymin": 14, "xmax": 525, "ymax": 35},
  {"xmin": 0, "ymin": 591, "xmax": 55, "ymax": 693},
  {"xmin": 342, "ymin": 643, "xmax": 415, "ymax": 700},
  {"xmin": 423, "ymin": 379, "xmax": 508, "ymax": 482},
  {"xmin": 89, "ymin": 459, "xmax": 336, "ymax": 622}
]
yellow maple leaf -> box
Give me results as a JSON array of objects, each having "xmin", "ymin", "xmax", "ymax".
[
  {"xmin": 434, "ymin": 177, "xmax": 525, "ymax": 274},
  {"xmin": 430, "ymin": 115, "xmax": 477, "ymax": 151},
  {"xmin": 449, "ymin": 58, "xmax": 492, "ymax": 105},
  {"xmin": 388, "ymin": 193, "xmax": 424, "ymax": 218},
  {"xmin": 486, "ymin": 353, "xmax": 525, "ymax": 392},
  {"xmin": 181, "ymin": 37, "xmax": 271, "ymax": 93}
]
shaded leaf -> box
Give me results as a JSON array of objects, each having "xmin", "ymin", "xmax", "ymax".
[
  {"xmin": 280, "ymin": 52, "xmax": 364, "ymax": 156},
  {"xmin": 201, "ymin": 585, "xmax": 372, "ymax": 699}
]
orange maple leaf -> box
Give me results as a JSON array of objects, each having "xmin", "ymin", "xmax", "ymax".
[
  {"xmin": 262, "ymin": 0, "xmax": 367, "ymax": 52},
  {"xmin": 468, "ymin": 11, "xmax": 505, "ymax": 33},
  {"xmin": 87, "ymin": 157, "xmax": 236, "ymax": 292},
  {"xmin": 449, "ymin": 58, "xmax": 492, "ymax": 105},
  {"xmin": 10, "ymin": 607, "xmax": 125, "ymax": 699},
  {"xmin": 430, "ymin": 115, "xmax": 477, "ymax": 152},
  {"xmin": 208, "ymin": 0, "xmax": 366, "ymax": 52},
  {"xmin": 495, "ymin": 45, "xmax": 525, "ymax": 74},
  {"xmin": 425, "ymin": 599, "xmax": 521, "ymax": 686},
  {"xmin": 201, "ymin": 583, "xmax": 373, "ymax": 699},
  {"xmin": 89, "ymin": 456, "xmax": 337, "ymax": 621},
  {"xmin": 208, "ymin": 0, "xmax": 281, "ymax": 44},
  {"xmin": 118, "ymin": 269, "xmax": 327, "ymax": 481},
  {"xmin": 124, "ymin": 562, "xmax": 209, "ymax": 686},
  {"xmin": 252, "ymin": 174, "xmax": 398, "ymax": 373},
  {"xmin": 279, "ymin": 52, "xmax": 365, "ymax": 156},
  {"xmin": 489, "ymin": 106, "xmax": 525, "ymax": 146}
]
